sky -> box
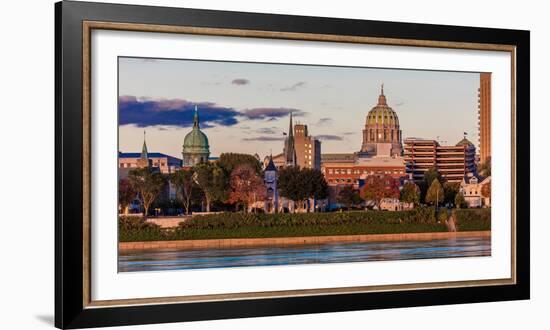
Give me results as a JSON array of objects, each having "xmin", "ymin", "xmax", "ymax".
[{"xmin": 118, "ymin": 57, "xmax": 480, "ymax": 159}]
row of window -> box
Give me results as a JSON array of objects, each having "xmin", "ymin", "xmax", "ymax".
[
  {"xmin": 324, "ymin": 168, "xmax": 404, "ymax": 175},
  {"xmin": 120, "ymin": 161, "xmax": 167, "ymax": 168},
  {"xmin": 329, "ymin": 178, "xmax": 357, "ymax": 184}
]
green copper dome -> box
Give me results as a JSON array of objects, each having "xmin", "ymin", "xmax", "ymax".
[
  {"xmin": 366, "ymin": 85, "xmax": 399, "ymax": 126},
  {"xmin": 455, "ymin": 137, "xmax": 474, "ymax": 147},
  {"xmin": 182, "ymin": 106, "xmax": 210, "ymax": 155}
]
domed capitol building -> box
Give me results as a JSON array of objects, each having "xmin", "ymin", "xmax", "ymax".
[
  {"xmin": 182, "ymin": 105, "xmax": 210, "ymax": 167},
  {"xmin": 321, "ymin": 85, "xmax": 407, "ymax": 189},
  {"xmin": 360, "ymin": 85, "xmax": 402, "ymax": 157}
]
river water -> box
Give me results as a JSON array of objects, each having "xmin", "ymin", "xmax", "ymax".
[{"xmin": 118, "ymin": 236, "xmax": 490, "ymax": 272}]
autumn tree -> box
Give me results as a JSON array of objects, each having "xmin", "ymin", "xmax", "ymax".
[
  {"xmin": 193, "ymin": 162, "xmax": 228, "ymax": 212},
  {"xmin": 425, "ymin": 178, "xmax": 444, "ymax": 206},
  {"xmin": 400, "ymin": 181, "xmax": 420, "ymax": 205},
  {"xmin": 481, "ymin": 181, "xmax": 491, "ymax": 206},
  {"xmin": 337, "ymin": 185, "xmax": 363, "ymax": 210},
  {"xmin": 118, "ymin": 178, "xmax": 136, "ymax": 214},
  {"xmin": 227, "ymin": 164, "xmax": 266, "ymax": 212},
  {"xmin": 218, "ymin": 153, "xmax": 262, "ymax": 175},
  {"xmin": 360, "ymin": 174, "xmax": 400, "ymax": 209},
  {"xmin": 479, "ymin": 157, "xmax": 491, "ymax": 177},
  {"xmin": 128, "ymin": 168, "xmax": 166, "ymax": 218},
  {"xmin": 170, "ymin": 168, "xmax": 196, "ymax": 215}
]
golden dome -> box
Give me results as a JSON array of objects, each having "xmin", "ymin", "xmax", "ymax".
[{"xmin": 366, "ymin": 85, "xmax": 400, "ymax": 126}]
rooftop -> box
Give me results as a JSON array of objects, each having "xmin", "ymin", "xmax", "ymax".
[{"xmin": 119, "ymin": 152, "xmax": 182, "ymax": 163}]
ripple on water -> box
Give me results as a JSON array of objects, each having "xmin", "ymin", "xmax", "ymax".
[{"xmin": 118, "ymin": 236, "xmax": 491, "ymax": 272}]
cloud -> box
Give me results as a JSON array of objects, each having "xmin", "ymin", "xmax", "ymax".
[
  {"xmin": 395, "ymin": 101, "xmax": 405, "ymax": 106},
  {"xmin": 231, "ymin": 78, "xmax": 250, "ymax": 85},
  {"xmin": 343, "ymin": 131, "xmax": 356, "ymax": 135},
  {"xmin": 316, "ymin": 134, "xmax": 344, "ymax": 141},
  {"xmin": 256, "ymin": 127, "xmax": 279, "ymax": 135},
  {"xmin": 242, "ymin": 107, "xmax": 306, "ymax": 120},
  {"xmin": 242, "ymin": 136, "xmax": 285, "ymax": 142},
  {"xmin": 119, "ymin": 96, "xmax": 307, "ymax": 128},
  {"xmin": 119, "ymin": 96, "xmax": 240, "ymax": 128},
  {"xmin": 316, "ymin": 117, "xmax": 333, "ymax": 126},
  {"xmin": 281, "ymin": 81, "xmax": 306, "ymax": 92}
]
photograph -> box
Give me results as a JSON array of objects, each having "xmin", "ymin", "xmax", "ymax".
[{"xmin": 117, "ymin": 57, "xmax": 492, "ymax": 272}]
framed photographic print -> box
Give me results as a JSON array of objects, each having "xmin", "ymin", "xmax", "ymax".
[{"xmin": 55, "ymin": 0, "xmax": 530, "ymax": 328}]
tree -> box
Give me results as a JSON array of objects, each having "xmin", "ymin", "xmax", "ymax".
[
  {"xmin": 479, "ymin": 157, "xmax": 491, "ymax": 177},
  {"xmin": 443, "ymin": 182, "xmax": 461, "ymax": 206},
  {"xmin": 227, "ymin": 164, "xmax": 266, "ymax": 212},
  {"xmin": 400, "ymin": 181, "xmax": 420, "ymax": 205},
  {"xmin": 218, "ymin": 153, "xmax": 262, "ymax": 176},
  {"xmin": 481, "ymin": 181, "xmax": 491, "ymax": 206},
  {"xmin": 127, "ymin": 168, "xmax": 166, "ymax": 218},
  {"xmin": 118, "ymin": 178, "xmax": 136, "ymax": 214},
  {"xmin": 425, "ymin": 178, "xmax": 444, "ymax": 206},
  {"xmin": 424, "ymin": 167, "xmax": 443, "ymax": 188},
  {"xmin": 455, "ymin": 191, "xmax": 467, "ymax": 209},
  {"xmin": 337, "ymin": 185, "xmax": 363, "ymax": 210},
  {"xmin": 360, "ymin": 174, "xmax": 400, "ymax": 209},
  {"xmin": 278, "ymin": 167, "xmax": 329, "ymax": 212},
  {"xmin": 170, "ymin": 169, "xmax": 196, "ymax": 215},
  {"xmin": 193, "ymin": 162, "xmax": 228, "ymax": 212},
  {"xmin": 302, "ymin": 168, "xmax": 329, "ymax": 201},
  {"xmin": 278, "ymin": 167, "xmax": 304, "ymax": 211}
]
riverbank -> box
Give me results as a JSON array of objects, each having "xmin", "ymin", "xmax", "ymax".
[
  {"xmin": 119, "ymin": 208, "xmax": 491, "ymax": 242},
  {"xmin": 119, "ymin": 230, "xmax": 491, "ymax": 251}
]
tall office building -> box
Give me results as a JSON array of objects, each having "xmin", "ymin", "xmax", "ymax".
[
  {"xmin": 478, "ymin": 73, "xmax": 491, "ymax": 164},
  {"xmin": 294, "ymin": 123, "xmax": 321, "ymax": 170},
  {"xmin": 404, "ymin": 137, "xmax": 477, "ymax": 183}
]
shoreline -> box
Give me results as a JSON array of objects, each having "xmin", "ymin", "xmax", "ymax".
[{"xmin": 119, "ymin": 230, "xmax": 491, "ymax": 251}]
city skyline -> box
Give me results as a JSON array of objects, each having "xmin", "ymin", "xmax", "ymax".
[{"xmin": 119, "ymin": 57, "xmax": 480, "ymax": 159}]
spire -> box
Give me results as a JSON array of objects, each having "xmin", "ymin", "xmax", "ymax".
[
  {"xmin": 141, "ymin": 130, "xmax": 148, "ymax": 160},
  {"xmin": 377, "ymin": 83, "xmax": 387, "ymax": 106},
  {"xmin": 265, "ymin": 152, "xmax": 277, "ymax": 171},
  {"xmin": 288, "ymin": 111, "xmax": 294, "ymax": 137},
  {"xmin": 193, "ymin": 104, "xmax": 200, "ymax": 129},
  {"xmin": 284, "ymin": 112, "xmax": 296, "ymax": 166}
]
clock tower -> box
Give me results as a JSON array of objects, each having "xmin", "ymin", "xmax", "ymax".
[{"xmin": 264, "ymin": 155, "xmax": 279, "ymax": 213}]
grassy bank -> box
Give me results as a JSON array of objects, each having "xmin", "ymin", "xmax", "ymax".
[{"xmin": 119, "ymin": 208, "xmax": 491, "ymax": 242}]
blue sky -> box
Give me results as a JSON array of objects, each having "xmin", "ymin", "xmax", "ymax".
[{"xmin": 118, "ymin": 57, "xmax": 480, "ymax": 159}]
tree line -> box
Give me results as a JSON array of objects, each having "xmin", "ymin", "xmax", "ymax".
[
  {"xmin": 118, "ymin": 153, "xmax": 328, "ymax": 216},
  {"xmin": 336, "ymin": 167, "xmax": 491, "ymax": 210}
]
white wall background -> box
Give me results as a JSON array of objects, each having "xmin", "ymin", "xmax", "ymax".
[{"xmin": 0, "ymin": 0, "xmax": 546, "ymax": 329}]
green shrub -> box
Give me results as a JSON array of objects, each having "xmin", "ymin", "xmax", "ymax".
[
  {"xmin": 454, "ymin": 208, "xmax": 491, "ymax": 231},
  {"xmin": 176, "ymin": 207, "xmax": 438, "ymax": 231},
  {"xmin": 118, "ymin": 208, "xmax": 489, "ymax": 242},
  {"xmin": 119, "ymin": 216, "xmax": 165, "ymax": 242}
]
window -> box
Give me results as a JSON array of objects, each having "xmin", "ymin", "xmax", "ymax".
[
  {"xmin": 328, "ymin": 169, "xmax": 333, "ymax": 174},
  {"xmin": 347, "ymin": 169, "xmax": 352, "ymax": 174}
]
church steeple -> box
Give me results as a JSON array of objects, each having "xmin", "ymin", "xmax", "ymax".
[
  {"xmin": 137, "ymin": 130, "xmax": 151, "ymax": 168},
  {"xmin": 141, "ymin": 130, "xmax": 149, "ymax": 161},
  {"xmin": 284, "ymin": 112, "xmax": 297, "ymax": 166}
]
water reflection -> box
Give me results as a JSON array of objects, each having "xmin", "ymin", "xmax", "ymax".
[{"xmin": 118, "ymin": 236, "xmax": 491, "ymax": 272}]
